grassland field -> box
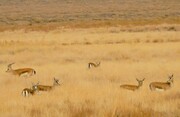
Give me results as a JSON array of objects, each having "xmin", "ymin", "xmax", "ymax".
[
  {"xmin": 0, "ymin": 0, "xmax": 180, "ymax": 117},
  {"xmin": 0, "ymin": 26, "xmax": 180, "ymax": 117}
]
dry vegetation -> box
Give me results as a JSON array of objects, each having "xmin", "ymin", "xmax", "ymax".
[
  {"xmin": 0, "ymin": 0, "xmax": 180, "ymax": 117},
  {"xmin": 0, "ymin": 27, "xmax": 180, "ymax": 117}
]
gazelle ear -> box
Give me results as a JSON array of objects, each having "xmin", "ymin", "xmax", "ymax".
[
  {"xmin": 8, "ymin": 62, "xmax": 15, "ymax": 67},
  {"xmin": 171, "ymin": 74, "xmax": 174, "ymax": 77},
  {"xmin": 136, "ymin": 78, "xmax": 139, "ymax": 81},
  {"xmin": 142, "ymin": 78, "xmax": 145, "ymax": 81}
]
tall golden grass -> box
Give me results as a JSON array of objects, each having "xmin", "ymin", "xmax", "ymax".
[{"xmin": 0, "ymin": 27, "xmax": 180, "ymax": 117}]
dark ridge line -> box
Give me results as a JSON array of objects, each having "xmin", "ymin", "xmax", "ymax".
[{"xmin": 0, "ymin": 39, "xmax": 180, "ymax": 46}]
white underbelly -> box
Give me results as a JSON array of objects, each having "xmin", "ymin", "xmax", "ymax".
[
  {"xmin": 21, "ymin": 72, "xmax": 30, "ymax": 77},
  {"xmin": 155, "ymin": 88, "xmax": 165, "ymax": 91}
]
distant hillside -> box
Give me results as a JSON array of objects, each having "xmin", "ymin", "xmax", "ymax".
[{"xmin": 0, "ymin": 0, "xmax": 179, "ymax": 28}]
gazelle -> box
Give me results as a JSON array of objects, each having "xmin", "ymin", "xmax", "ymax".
[
  {"xmin": 88, "ymin": 62, "xmax": 101, "ymax": 69},
  {"xmin": 33, "ymin": 78, "xmax": 60, "ymax": 92},
  {"xmin": 6, "ymin": 63, "xmax": 36, "ymax": 77},
  {"xmin": 120, "ymin": 78, "xmax": 145, "ymax": 91},
  {"xmin": 149, "ymin": 74, "xmax": 174, "ymax": 91},
  {"xmin": 22, "ymin": 84, "xmax": 38, "ymax": 97}
]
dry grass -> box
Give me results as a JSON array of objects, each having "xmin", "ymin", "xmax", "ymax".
[{"xmin": 0, "ymin": 27, "xmax": 180, "ymax": 117}]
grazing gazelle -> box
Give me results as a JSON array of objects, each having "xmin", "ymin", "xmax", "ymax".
[
  {"xmin": 88, "ymin": 62, "xmax": 101, "ymax": 69},
  {"xmin": 120, "ymin": 78, "xmax": 145, "ymax": 91},
  {"xmin": 33, "ymin": 78, "xmax": 60, "ymax": 92},
  {"xmin": 22, "ymin": 85, "xmax": 38, "ymax": 97},
  {"xmin": 6, "ymin": 63, "xmax": 36, "ymax": 77},
  {"xmin": 149, "ymin": 74, "xmax": 174, "ymax": 91}
]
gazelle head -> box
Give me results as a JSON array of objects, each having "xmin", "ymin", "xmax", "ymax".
[
  {"xmin": 32, "ymin": 82, "xmax": 40, "ymax": 90},
  {"xmin": 53, "ymin": 78, "xmax": 60, "ymax": 86},
  {"xmin": 136, "ymin": 78, "xmax": 145, "ymax": 87},
  {"xmin": 167, "ymin": 74, "xmax": 174, "ymax": 84},
  {"xmin": 6, "ymin": 63, "xmax": 15, "ymax": 72},
  {"xmin": 97, "ymin": 62, "xmax": 101, "ymax": 66}
]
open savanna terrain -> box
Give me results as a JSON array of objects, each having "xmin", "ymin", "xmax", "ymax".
[
  {"xmin": 0, "ymin": 0, "xmax": 180, "ymax": 117},
  {"xmin": 0, "ymin": 27, "xmax": 180, "ymax": 117}
]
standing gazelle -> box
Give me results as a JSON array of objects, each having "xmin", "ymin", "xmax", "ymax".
[
  {"xmin": 6, "ymin": 63, "xmax": 36, "ymax": 77},
  {"xmin": 88, "ymin": 62, "xmax": 101, "ymax": 69},
  {"xmin": 33, "ymin": 78, "xmax": 60, "ymax": 92},
  {"xmin": 149, "ymin": 74, "xmax": 174, "ymax": 91},
  {"xmin": 120, "ymin": 78, "xmax": 145, "ymax": 91}
]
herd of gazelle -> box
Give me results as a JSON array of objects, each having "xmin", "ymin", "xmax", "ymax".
[
  {"xmin": 6, "ymin": 63, "xmax": 60, "ymax": 97},
  {"xmin": 120, "ymin": 74, "xmax": 174, "ymax": 91},
  {"xmin": 6, "ymin": 62, "xmax": 174, "ymax": 97}
]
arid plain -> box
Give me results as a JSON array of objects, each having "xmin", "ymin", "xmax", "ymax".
[{"xmin": 0, "ymin": 0, "xmax": 180, "ymax": 117}]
